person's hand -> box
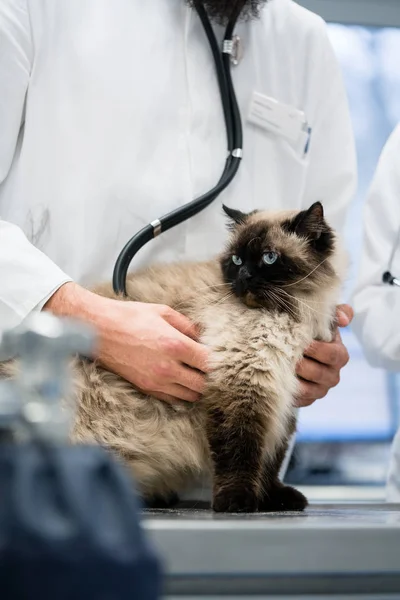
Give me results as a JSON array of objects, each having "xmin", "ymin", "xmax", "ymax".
[
  {"xmin": 295, "ymin": 304, "xmax": 353, "ymax": 407},
  {"xmin": 44, "ymin": 282, "xmax": 209, "ymax": 404}
]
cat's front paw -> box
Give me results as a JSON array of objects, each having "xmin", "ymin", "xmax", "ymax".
[
  {"xmin": 212, "ymin": 488, "xmax": 258, "ymax": 513},
  {"xmin": 259, "ymin": 484, "xmax": 308, "ymax": 513}
]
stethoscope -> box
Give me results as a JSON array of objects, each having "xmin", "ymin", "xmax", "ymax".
[
  {"xmin": 383, "ymin": 226, "xmax": 400, "ymax": 287},
  {"xmin": 112, "ymin": 1, "xmax": 245, "ymax": 296}
]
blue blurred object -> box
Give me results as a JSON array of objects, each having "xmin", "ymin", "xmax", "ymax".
[
  {"xmin": 0, "ymin": 313, "xmax": 162, "ymax": 599},
  {"xmin": 0, "ymin": 443, "xmax": 162, "ymax": 600}
]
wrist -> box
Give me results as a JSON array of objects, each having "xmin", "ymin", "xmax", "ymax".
[
  {"xmin": 43, "ymin": 283, "xmax": 133, "ymax": 356},
  {"xmin": 44, "ymin": 283, "xmax": 115, "ymax": 360},
  {"xmin": 43, "ymin": 282, "xmax": 104, "ymax": 323}
]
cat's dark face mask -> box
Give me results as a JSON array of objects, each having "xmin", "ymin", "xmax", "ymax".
[
  {"xmin": 220, "ymin": 203, "xmax": 336, "ymax": 313},
  {"xmin": 185, "ymin": 0, "xmax": 268, "ymax": 25}
]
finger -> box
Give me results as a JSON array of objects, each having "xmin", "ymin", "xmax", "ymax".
[
  {"xmin": 303, "ymin": 340, "xmax": 340, "ymax": 367},
  {"xmin": 336, "ymin": 304, "xmax": 354, "ymax": 328},
  {"xmin": 296, "ymin": 380, "xmax": 328, "ymax": 407},
  {"xmin": 162, "ymin": 307, "xmax": 200, "ymax": 341},
  {"xmin": 174, "ymin": 364, "xmax": 206, "ymax": 394},
  {"xmin": 295, "ymin": 380, "xmax": 315, "ymax": 407},
  {"xmin": 297, "ymin": 357, "xmax": 339, "ymax": 387},
  {"xmin": 151, "ymin": 391, "xmax": 181, "ymax": 405},
  {"xmin": 330, "ymin": 331, "xmax": 350, "ymax": 368},
  {"xmin": 136, "ymin": 383, "xmax": 181, "ymax": 405},
  {"xmin": 177, "ymin": 337, "xmax": 210, "ymax": 373},
  {"xmin": 334, "ymin": 333, "xmax": 349, "ymax": 368},
  {"xmin": 163, "ymin": 383, "xmax": 201, "ymax": 403},
  {"xmin": 157, "ymin": 331, "xmax": 210, "ymax": 374}
]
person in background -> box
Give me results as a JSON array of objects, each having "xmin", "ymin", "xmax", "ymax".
[
  {"xmin": 0, "ymin": 0, "xmax": 355, "ymax": 407},
  {"xmin": 353, "ymin": 123, "xmax": 400, "ymax": 502}
]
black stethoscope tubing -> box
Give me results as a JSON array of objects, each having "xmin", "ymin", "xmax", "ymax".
[{"xmin": 112, "ymin": 1, "xmax": 244, "ymax": 296}]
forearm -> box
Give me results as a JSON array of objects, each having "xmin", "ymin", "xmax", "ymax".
[
  {"xmin": 0, "ymin": 1, "xmax": 74, "ymax": 330},
  {"xmin": 352, "ymin": 125, "xmax": 400, "ymax": 371},
  {"xmin": 352, "ymin": 285, "xmax": 400, "ymax": 371}
]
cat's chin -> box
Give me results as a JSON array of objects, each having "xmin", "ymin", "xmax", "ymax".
[{"xmin": 240, "ymin": 292, "xmax": 264, "ymax": 309}]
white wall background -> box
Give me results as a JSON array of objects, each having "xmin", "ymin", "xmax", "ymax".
[{"xmin": 296, "ymin": 22, "xmax": 400, "ymax": 442}]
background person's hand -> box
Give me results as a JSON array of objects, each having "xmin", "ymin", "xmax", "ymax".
[
  {"xmin": 295, "ymin": 304, "xmax": 353, "ymax": 407},
  {"xmin": 45, "ymin": 283, "xmax": 209, "ymax": 404}
]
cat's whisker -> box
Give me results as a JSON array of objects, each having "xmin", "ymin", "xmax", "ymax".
[
  {"xmin": 294, "ymin": 298, "xmax": 331, "ymax": 319},
  {"xmin": 174, "ymin": 288, "xmax": 234, "ymax": 315},
  {"xmin": 212, "ymin": 292, "xmax": 234, "ymax": 307},
  {"xmin": 281, "ymin": 257, "xmax": 330, "ymax": 289},
  {"xmin": 201, "ymin": 289, "xmax": 235, "ymax": 310},
  {"xmin": 272, "ymin": 294, "xmax": 298, "ymax": 321},
  {"xmin": 173, "ymin": 283, "xmax": 231, "ymax": 311},
  {"xmin": 263, "ymin": 289, "xmax": 298, "ymax": 320},
  {"xmin": 196, "ymin": 283, "xmax": 232, "ymax": 292},
  {"xmin": 282, "ymin": 297, "xmax": 327, "ymax": 305},
  {"xmin": 273, "ymin": 288, "xmax": 328, "ymax": 305},
  {"xmin": 268, "ymin": 287, "xmax": 301, "ymax": 318},
  {"xmin": 277, "ymin": 287, "xmax": 333, "ymax": 320}
]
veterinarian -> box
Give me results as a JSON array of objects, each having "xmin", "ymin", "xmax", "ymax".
[
  {"xmin": 352, "ymin": 123, "xmax": 400, "ymax": 502},
  {"xmin": 0, "ymin": 0, "xmax": 355, "ymax": 407}
]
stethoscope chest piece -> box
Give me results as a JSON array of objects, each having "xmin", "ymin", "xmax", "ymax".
[
  {"xmin": 383, "ymin": 271, "xmax": 400, "ymax": 287},
  {"xmin": 382, "ymin": 225, "xmax": 400, "ymax": 287}
]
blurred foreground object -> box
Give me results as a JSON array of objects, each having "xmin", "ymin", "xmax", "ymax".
[{"xmin": 0, "ymin": 312, "xmax": 161, "ymax": 600}]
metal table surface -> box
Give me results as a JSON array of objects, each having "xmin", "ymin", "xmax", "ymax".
[{"xmin": 143, "ymin": 502, "xmax": 400, "ymax": 598}]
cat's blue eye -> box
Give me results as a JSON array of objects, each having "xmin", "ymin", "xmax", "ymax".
[
  {"xmin": 232, "ymin": 255, "xmax": 242, "ymax": 266},
  {"xmin": 262, "ymin": 251, "xmax": 278, "ymax": 265}
]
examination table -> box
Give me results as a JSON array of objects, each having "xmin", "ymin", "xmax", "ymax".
[{"xmin": 144, "ymin": 500, "xmax": 400, "ymax": 599}]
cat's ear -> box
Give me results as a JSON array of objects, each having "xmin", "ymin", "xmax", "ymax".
[
  {"xmin": 287, "ymin": 202, "xmax": 327, "ymax": 240},
  {"xmin": 222, "ymin": 205, "xmax": 258, "ymax": 229},
  {"xmin": 222, "ymin": 205, "xmax": 249, "ymax": 226}
]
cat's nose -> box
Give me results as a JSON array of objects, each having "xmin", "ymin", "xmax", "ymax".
[
  {"xmin": 236, "ymin": 267, "xmax": 252, "ymax": 295},
  {"xmin": 239, "ymin": 266, "xmax": 252, "ymax": 281}
]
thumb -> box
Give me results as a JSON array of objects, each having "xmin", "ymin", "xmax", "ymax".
[{"xmin": 336, "ymin": 304, "xmax": 354, "ymax": 328}]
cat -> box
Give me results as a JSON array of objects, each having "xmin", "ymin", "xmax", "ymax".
[{"xmin": 1, "ymin": 202, "xmax": 347, "ymax": 513}]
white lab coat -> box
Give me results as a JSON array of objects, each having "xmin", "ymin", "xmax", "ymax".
[
  {"xmin": 352, "ymin": 124, "xmax": 400, "ymax": 502},
  {"xmin": 0, "ymin": 0, "xmax": 356, "ymax": 332}
]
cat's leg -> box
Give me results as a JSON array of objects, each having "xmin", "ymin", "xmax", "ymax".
[
  {"xmin": 206, "ymin": 401, "xmax": 267, "ymax": 513},
  {"xmin": 258, "ymin": 415, "xmax": 308, "ymax": 512}
]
